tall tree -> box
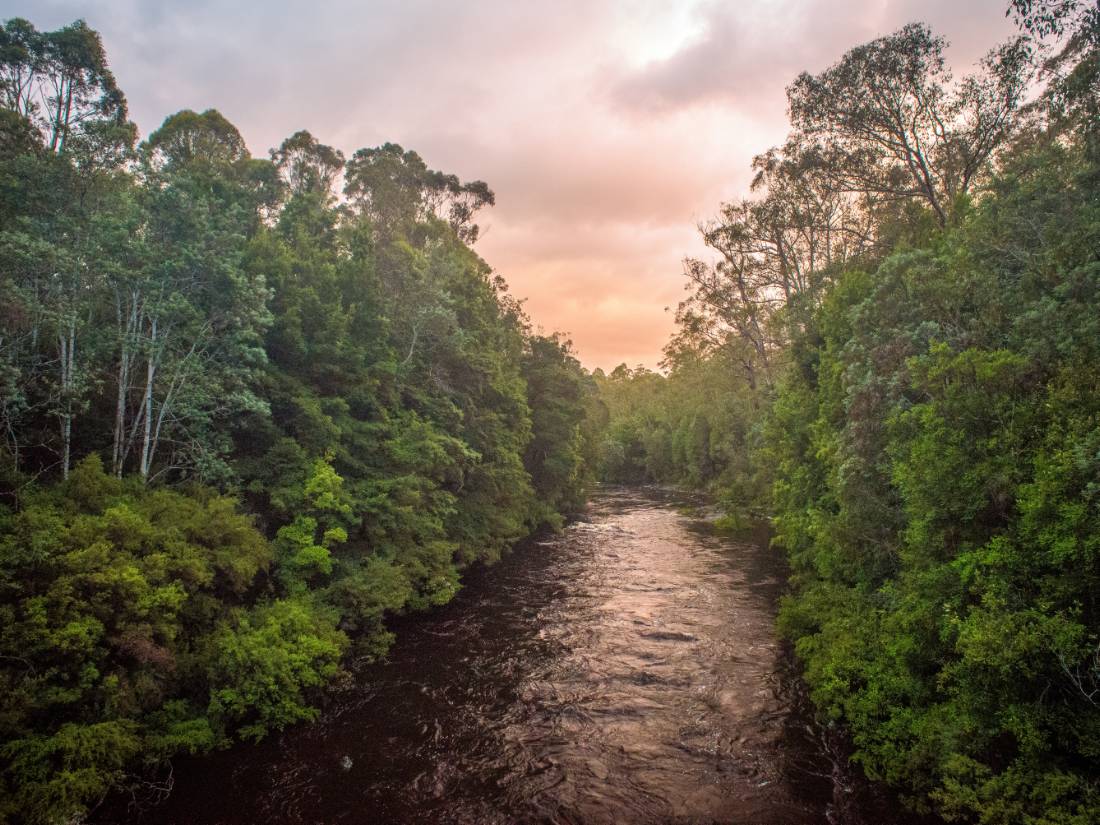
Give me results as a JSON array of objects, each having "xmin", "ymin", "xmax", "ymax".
[
  {"xmin": 0, "ymin": 18, "xmax": 127, "ymax": 155},
  {"xmin": 270, "ymin": 129, "xmax": 344, "ymax": 200},
  {"xmin": 344, "ymin": 142, "xmax": 494, "ymax": 242},
  {"xmin": 787, "ymin": 23, "xmax": 1032, "ymax": 225}
]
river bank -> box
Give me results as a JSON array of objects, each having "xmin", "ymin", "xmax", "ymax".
[{"xmin": 95, "ymin": 487, "xmax": 837, "ymax": 823}]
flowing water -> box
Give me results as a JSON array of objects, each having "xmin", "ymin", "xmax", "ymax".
[{"xmin": 117, "ymin": 487, "xmax": 836, "ymax": 824}]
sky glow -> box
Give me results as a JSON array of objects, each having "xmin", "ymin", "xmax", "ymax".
[{"xmin": 9, "ymin": 0, "xmax": 1017, "ymax": 369}]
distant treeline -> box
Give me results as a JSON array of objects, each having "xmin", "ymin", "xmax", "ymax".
[
  {"xmin": 599, "ymin": 2, "xmax": 1100, "ymax": 823},
  {"xmin": 0, "ymin": 17, "xmax": 601, "ymax": 824}
]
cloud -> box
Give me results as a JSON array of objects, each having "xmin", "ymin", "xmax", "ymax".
[
  {"xmin": 608, "ymin": 0, "xmax": 1016, "ymax": 118},
  {"xmin": 610, "ymin": 5, "xmax": 747, "ymax": 113},
  {"xmin": 7, "ymin": 0, "xmax": 1019, "ymax": 369},
  {"xmin": 607, "ymin": 1, "xmax": 868, "ymax": 117}
]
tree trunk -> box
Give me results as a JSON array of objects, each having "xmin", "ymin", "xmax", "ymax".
[
  {"xmin": 139, "ymin": 316, "xmax": 157, "ymax": 482},
  {"xmin": 112, "ymin": 291, "xmax": 139, "ymax": 476},
  {"xmin": 57, "ymin": 318, "xmax": 75, "ymax": 479}
]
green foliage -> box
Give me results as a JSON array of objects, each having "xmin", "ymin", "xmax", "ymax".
[
  {"xmin": 206, "ymin": 597, "xmax": 346, "ymax": 742},
  {"xmin": 0, "ymin": 16, "xmax": 598, "ymax": 823},
  {"xmin": 593, "ymin": 352, "xmax": 767, "ymax": 518},
  {"xmin": 645, "ymin": 11, "xmax": 1100, "ymax": 821},
  {"xmin": 0, "ymin": 456, "xmax": 275, "ymax": 823},
  {"xmin": 522, "ymin": 334, "xmax": 597, "ymax": 523},
  {"xmin": 768, "ymin": 140, "xmax": 1100, "ymax": 823},
  {"xmin": 3, "ymin": 721, "xmax": 141, "ymax": 825}
]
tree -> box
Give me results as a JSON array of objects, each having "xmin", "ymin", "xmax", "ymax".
[
  {"xmin": 270, "ymin": 129, "xmax": 344, "ymax": 200},
  {"xmin": 787, "ymin": 23, "xmax": 1032, "ymax": 225},
  {"xmin": 1009, "ymin": 0, "xmax": 1100, "ymax": 140},
  {"xmin": 0, "ymin": 18, "xmax": 134, "ymax": 480},
  {"xmin": 144, "ymin": 108, "xmax": 247, "ymax": 172},
  {"xmin": 344, "ymin": 142, "xmax": 494, "ymax": 242},
  {"xmin": 0, "ymin": 18, "xmax": 128, "ymax": 155},
  {"xmin": 109, "ymin": 110, "xmax": 272, "ymax": 484},
  {"xmin": 522, "ymin": 334, "xmax": 593, "ymax": 519}
]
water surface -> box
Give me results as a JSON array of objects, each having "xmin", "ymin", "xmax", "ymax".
[{"xmin": 118, "ymin": 487, "xmax": 830, "ymax": 824}]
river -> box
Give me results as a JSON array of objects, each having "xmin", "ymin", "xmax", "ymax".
[{"xmin": 115, "ymin": 486, "xmax": 836, "ymax": 824}]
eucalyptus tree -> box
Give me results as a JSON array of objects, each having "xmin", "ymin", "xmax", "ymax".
[
  {"xmin": 270, "ymin": 129, "xmax": 345, "ymax": 200},
  {"xmin": 674, "ymin": 22, "xmax": 1033, "ymax": 402},
  {"xmin": 108, "ymin": 109, "xmax": 272, "ymax": 483},
  {"xmin": 344, "ymin": 142, "xmax": 494, "ymax": 242},
  {"xmin": 673, "ymin": 140, "xmax": 877, "ymax": 392},
  {"xmin": 787, "ymin": 23, "xmax": 1033, "ymax": 226},
  {"xmin": 1009, "ymin": 0, "xmax": 1100, "ymax": 140},
  {"xmin": 0, "ymin": 17, "xmax": 127, "ymax": 155},
  {"xmin": 0, "ymin": 18, "xmax": 134, "ymax": 478}
]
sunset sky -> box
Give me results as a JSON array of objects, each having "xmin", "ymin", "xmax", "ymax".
[{"xmin": 15, "ymin": 0, "xmax": 1016, "ymax": 370}]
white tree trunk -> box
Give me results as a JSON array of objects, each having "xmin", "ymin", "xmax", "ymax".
[
  {"xmin": 139, "ymin": 316, "xmax": 157, "ymax": 482},
  {"xmin": 57, "ymin": 317, "xmax": 75, "ymax": 479},
  {"xmin": 112, "ymin": 290, "xmax": 141, "ymax": 476}
]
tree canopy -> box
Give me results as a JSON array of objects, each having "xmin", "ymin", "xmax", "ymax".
[
  {"xmin": 0, "ymin": 17, "xmax": 597, "ymax": 824},
  {"xmin": 600, "ymin": 7, "xmax": 1100, "ymax": 822}
]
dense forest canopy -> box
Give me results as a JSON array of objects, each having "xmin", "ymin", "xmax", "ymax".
[
  {"xmin": 0, "ymin": 17, "xmax": 598, "ymax": 824},
  {"xmin": 601, "ymin": 2, "xmax": 1100, "ymax": 822},
  {"xmin": 2, "ymin": 2, "xmax": 1100, "ymax": 824}
]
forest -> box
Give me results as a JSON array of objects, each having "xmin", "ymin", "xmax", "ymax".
[
  {"xmin": 0, "ymin": 17, "xmax": 597, "ymax": 823},
  {"xmin": 599, "ymin": 2, "xmax": 1100, "ymax": 823},
  {"xmin": 1, "ymin": 1, "xmax": 1099, "ymax": 824}
]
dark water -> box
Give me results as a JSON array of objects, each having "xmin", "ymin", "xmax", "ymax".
[{"xmin": 114, "ymin": 487, "xmax": 835, "ymax": 824}]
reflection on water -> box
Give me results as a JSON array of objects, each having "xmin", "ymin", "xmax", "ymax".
[{"xmin": 115, "ymin": 487, "xmax": 833, "ymax": 824}]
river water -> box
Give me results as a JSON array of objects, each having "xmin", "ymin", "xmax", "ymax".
[{"xmin": 121, "ymin": 487, "xmax": 835, "ymax": 824}]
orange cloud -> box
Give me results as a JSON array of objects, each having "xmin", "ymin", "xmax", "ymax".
[{"xmin": 25, "ymin": 0, "xmax": 1017, "ymax": 368}]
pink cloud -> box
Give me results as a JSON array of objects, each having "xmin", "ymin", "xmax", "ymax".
[{"xmin": 22, "ymin": 0, "xmax": 1019, "ymax": 369}]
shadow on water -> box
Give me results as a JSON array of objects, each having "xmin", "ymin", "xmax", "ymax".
[{"xmin": 95, "ymin": 486, "xmax": 924, "ymax": 825}]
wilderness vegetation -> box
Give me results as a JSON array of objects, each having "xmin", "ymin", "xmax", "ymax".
[
  {"xmin": 2, "ymin": 1, "xmax": 1100, "ymax": 824},
  {"xmin": 0, "ymin": 17, "xmax": 598, "ymax": 823},
  {"xmin": 600, "ymin": 1, "xmax": 1100, "ymax": 822}
]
